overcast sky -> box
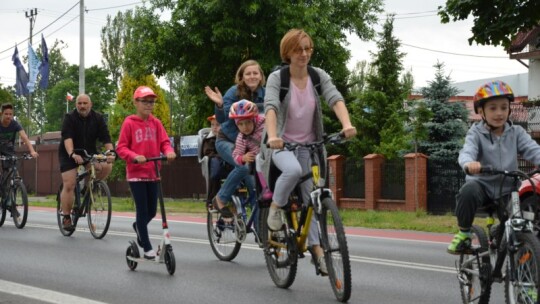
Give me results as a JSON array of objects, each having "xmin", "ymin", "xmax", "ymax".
[{"xmin": 0, "ymin": 0, "xmax": 529, "ymax": 91}]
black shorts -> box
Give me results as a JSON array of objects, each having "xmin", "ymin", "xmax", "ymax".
[{"xmin": 59, "ymin": 156, "xmax": 77, "ymax": 173}]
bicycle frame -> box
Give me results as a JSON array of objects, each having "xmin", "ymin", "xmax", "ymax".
[
  {"xmin": 268, "ymin": 139, "xmax": 334, "ymax": 255},
  {"xmin": 73, "ymin": 152, "xmax": 106, "ymax": 217}
]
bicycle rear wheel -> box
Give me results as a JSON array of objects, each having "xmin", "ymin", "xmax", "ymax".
[
  {"xmin": 11, "ymin": 181, "xmax": 28, "ymax": 229},
  {"xmin": 319, "ymin": 197, "xmax": 351, "ymax": 302},
  {"xmin": 458, "ymin": 225, "xmax": 491, "ymax": 304},
  {"xmin": 261, "ymin": 206, "xmax": 298, "ymax": 288},
  {"xmin": 56, "ymin": 184, "xmax": 76, "ymax": 237},
  {"xmin": 0, "ymin": 199, "xmax": 6, "ymax": 227},
  {"xmin": 505, "ymin": 232, "xmax": 540, "ymax": 304},
  {"xmin": 88, "ymin": 180, "xmax": 112, "ymax": 239},
  {"xmin": 206, "ymin": 209, "xmax": 241, "ymax": 261}
]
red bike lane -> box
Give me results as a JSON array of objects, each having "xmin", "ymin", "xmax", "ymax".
[{"xmin": 31, "ymin": 206, "xmax": 453, "ymax": 243}]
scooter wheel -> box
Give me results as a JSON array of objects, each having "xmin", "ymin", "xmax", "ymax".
[
  {"xmin": 164, "ymin": 245, "xmax": 175, "ymax": 275},
  {"xmin": 126, "ymin": 240, "xmax": 140, "ymax": 271}
]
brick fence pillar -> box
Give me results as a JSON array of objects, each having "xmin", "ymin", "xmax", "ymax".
[
  {"xmin": 404, "ymin": 153, "xmax": 428, "ymax": 211},
  {"xmin": 328, "ymin": 155, "xmax": 345, "ymax": 207},
  {"xmin": 364, "ymin": 154, "xmax": 384, "ymax": 210}
]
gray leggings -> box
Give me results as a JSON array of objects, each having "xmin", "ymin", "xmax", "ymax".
[{"xmin": 272, "ymin": 147, "xmax": 320, "ymax": 246}]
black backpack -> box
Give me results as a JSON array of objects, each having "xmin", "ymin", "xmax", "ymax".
[{"xmin": 272, "ymin": 64, "xmax": 322, "ymax": 102}]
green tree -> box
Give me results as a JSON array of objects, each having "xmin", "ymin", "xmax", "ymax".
[
  {"xmin": 438, "ymin": 0, "xmax": 540, "ymax": 48},
  {"xmin": 418, "ymin": 62, "xmax": 469, "ymax": 161},
  {"xmin": 124, "ymin": 0, "xmax": 383, "ymax": 132},
  {"xmin": 349, "ymin": 16, "xmax": 410, "ymax": 159},
  {"xmin": 43, "ymin": 65, "xmax": 115, "ymax": 132},
  {"xmin": 101, "ymin": 10, "xmax": 133, "ymax": 87}
]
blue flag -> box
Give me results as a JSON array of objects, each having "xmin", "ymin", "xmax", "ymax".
[
  {"xmin": 12, "ymin": 45, "xmax": 29, "ymax": 96},
  {"xmin": 27, "ymin": 42, "xmax": 41, "ymax": 93},
  {"xmin": 39, "ymin": 34, "xmax": 49, "ymax": 89}
]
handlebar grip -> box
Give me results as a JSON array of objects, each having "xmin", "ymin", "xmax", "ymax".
[
  {"xmin": 479, "ymin": 165, "xmax": 494, "ymax": 174},
  {"xmin": 464, "ymin": 165, "xmax": 494, "ymax": 175},
  {"xmin": 132, "ymin": 155, "xmax": 168, "ymax": 163}
]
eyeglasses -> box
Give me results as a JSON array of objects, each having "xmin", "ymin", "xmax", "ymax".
[
  {"xmin": 137, "ymin": 99, "xmax": 156, "ymax": 106},
  {"xmin": 293, "ymin": 46, "xmax": 313, "ymax": 55}
]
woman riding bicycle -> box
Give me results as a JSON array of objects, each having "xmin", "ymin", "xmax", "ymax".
[
  {"xmin": 261, "ymin": 29, "xmax": 356, "ymax": 274},
  {"xmin": 204, "ymin": 60, "xmax": 265, "ymax": 218}
]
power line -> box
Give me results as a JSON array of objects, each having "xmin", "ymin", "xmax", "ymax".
[
  {"xmin": 0, "ymin": 2, "xmax": 80, "ymax": 56},
  {"xmin": 401, "ymin": 43, "xmax": 508, "ymax": 59},
  {"xmin": 86, "ymin": 1, "xmax": 141, "ymax": 12}
]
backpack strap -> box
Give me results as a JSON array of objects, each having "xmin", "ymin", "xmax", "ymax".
[
  {"xmin": 308, "ymin": 66, "xmax": 322, "ymax": 96},
  {"xmin": 279, "ymin": 65, "xmax": 290, "ymax": 102},
  {"xmin": 279, "ymin": 65, "xmax": 322, "ymax": 102}
]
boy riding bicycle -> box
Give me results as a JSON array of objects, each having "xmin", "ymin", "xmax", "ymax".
[{"xmin": 448, "ymin": 80, "xmax": 540, "ymax": 254}]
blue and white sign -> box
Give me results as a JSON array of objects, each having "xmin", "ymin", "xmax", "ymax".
[{"xmin": 180, "ymin": 135, "xmax": 198, "ymax": 157}]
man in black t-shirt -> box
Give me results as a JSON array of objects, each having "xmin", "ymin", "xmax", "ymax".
[{"xmin": 58, "ymin": 94, "xmax": 115, "ymax": 231}]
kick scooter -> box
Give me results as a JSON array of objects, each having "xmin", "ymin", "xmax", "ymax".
[{"xmin": 125, "ymin": 155, "xmax": 176, "ymax": 275}]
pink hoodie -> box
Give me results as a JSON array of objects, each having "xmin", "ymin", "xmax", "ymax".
[{"xmin": 116, "ymin": 114, "xmax": 174, "ymax": 181}]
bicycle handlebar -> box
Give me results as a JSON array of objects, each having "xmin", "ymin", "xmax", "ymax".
[
  {"xmin": 73, "ymin": 149, "xmax": 115, "ymax": 163},
  {"xmin": 0, "ymin": 153, "xmax": 33, "ymax": 161},
  {"xmin": 267, "ymin": 132, "xmax": 346, "ymax": 150},
  {"xmin": 470, "ymin": 165, "xmax": 534, "ymax": 180}
]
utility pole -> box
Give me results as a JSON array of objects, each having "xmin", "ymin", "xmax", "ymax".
[
  {"xmin": 79, "ymin": 0, "xmax": 85, "ymax": 94},
  {"xmin": 25, "ymin": 8, "xmax": 38, "ymax": 136}
]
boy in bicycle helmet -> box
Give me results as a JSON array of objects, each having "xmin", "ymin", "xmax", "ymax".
[
  {"xmin": 229, "ymin": 100, "xmax": 272, "ymax": 203},
  {"xmin": 448, "ymin": 80, "xmax": 540, "ymax": 254}
]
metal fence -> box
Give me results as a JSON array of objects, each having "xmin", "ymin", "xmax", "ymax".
[
  {"xmin": 380, "ymin": 159, "xmax": 405, "ymax": 200},
  {"xmin": 342, "ymin": 158, "xmax": 365, "ymax": 198},
  {"xmin": 427, "ymin": 157, "xmax": 537, "ymax": 214}
]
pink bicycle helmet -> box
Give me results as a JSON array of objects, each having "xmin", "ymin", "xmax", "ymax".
[
  {"xmin": 229, "ymin": 99, "xmax": 258, "ymax": 123},
  {"xmin": 473, "ymin": 80, "xmax": 514, "ymax": 114}
]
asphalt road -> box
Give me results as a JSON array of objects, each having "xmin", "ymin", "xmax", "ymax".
[{"xmin": 0, "ymin": 207, "xmax": 507, "ymax": 304}]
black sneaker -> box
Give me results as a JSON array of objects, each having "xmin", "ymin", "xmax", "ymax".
[{"xmin": 132, "ymin": 222, "xmax": 143, "ymax": 247}]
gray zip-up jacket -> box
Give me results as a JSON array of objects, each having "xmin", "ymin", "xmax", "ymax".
[
  {"xmin": 459, "ymin": 121, "xmax": 540, "ymax": 199},
  {"xmin": 258, "ymin": 66, "xmax": 344, "ymax": 182}
]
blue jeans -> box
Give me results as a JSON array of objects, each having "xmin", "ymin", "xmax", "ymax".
[{"xmin": 215, "ymin": 138, "xmax": 255, "ymax": 205}]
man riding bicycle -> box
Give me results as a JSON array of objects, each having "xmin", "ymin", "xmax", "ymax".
[
  {"xmin": 58, "ymin": 94, "xmax": 115, "ymax": 231},
  {"xmin": 0, "ymin": 103, "xmax": 38, "ymax": 197}
]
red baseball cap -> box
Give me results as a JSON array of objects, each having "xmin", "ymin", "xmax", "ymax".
[
  {"xmin": 133, "ymin": 86, "xmax": 157, "ymax": 99},
  {"xmin": 207, "ymin": 114, "xmax": 216, "ymax": 121}
]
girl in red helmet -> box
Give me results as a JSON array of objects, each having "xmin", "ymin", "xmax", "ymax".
[{"xmin": 448, "ymin": 80, "xmax": 540, "ymax": 255}]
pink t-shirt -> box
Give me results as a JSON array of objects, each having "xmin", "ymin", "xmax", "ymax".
[{"xmin": 282, "ymin": 77, "xmax": 316, "ymax": 143}]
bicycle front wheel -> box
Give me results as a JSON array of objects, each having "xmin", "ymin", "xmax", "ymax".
[
  {"xmin": 319, "ymin": 197, "xmax": 351, "ymax": 302},
  {"xmin": 11, "ymin": 181, "xmax": 28, "ymax": 229},
  {"xmin": 505, "ymin": 232, "xmax": 540, "ymax": 304},
  {"xmin": 206, "ymin": 209, "xmax": 241, "ymax": 261},
  {"xmin": 88, "ymin": 180, "xmax": 112, "ymax": 239},
  {"xmin": 261, "ymin": 206, "xmax": 298, "ymax": 289},
  {"xmin": 458, "ymin": 225, "xmax": 491, "ymax": 304}
]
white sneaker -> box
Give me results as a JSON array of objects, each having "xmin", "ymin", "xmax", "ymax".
[
  {"xmin": 318, "ymin": 256, "xmax": 328, "ymax": 275},
  {"xmin": 144, "ymin": 249, "xmax": 156, "ymax": 260},
  {"xmin": 267, "ymin": 207, "xmax": 284, "ymax": 231}
]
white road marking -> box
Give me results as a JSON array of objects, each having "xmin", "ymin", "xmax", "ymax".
[{"xmin": 0, "ymin": 279, "xmax": 108, "ymax": 304}]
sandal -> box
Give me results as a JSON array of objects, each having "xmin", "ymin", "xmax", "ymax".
[{"xmin": 212, "ymin": 197, "xmax": 234, "ymax": 218}]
